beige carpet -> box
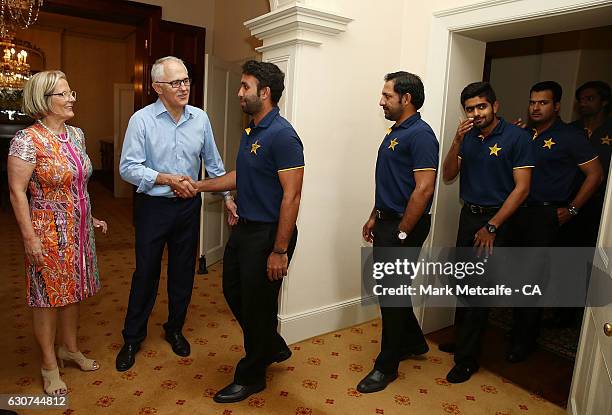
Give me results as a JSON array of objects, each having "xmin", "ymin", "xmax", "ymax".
[{"xmin": 0, "ymin": 182, "xmax": 565, "ymax": 415}]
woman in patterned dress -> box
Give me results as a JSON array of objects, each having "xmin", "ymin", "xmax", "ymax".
[{"xmin": 8, "ymin": 71, "xmax": 107, "ymax": 396}]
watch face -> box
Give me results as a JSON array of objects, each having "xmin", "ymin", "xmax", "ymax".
[
  {"xmin": 398, "ymin": 231, "xmax": 408, "ymax": 240},
  {"xmin": 487, "ymin": 224, "xmax": 496, "ymax": 233}
]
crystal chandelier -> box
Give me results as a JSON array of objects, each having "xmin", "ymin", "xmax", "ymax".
[{"xmin": 0, "ymin": 0, "xmax": 43, "ymax": 91}]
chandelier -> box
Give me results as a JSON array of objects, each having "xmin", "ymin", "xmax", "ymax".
[{"xmin": 1, "ymin": 0, "xmax": 43, "ymax": 39}]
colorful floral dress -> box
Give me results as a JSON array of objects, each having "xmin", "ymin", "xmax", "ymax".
[{"xmin": 9, "ymin": 123, "xmax": 101, "ymax": 307}]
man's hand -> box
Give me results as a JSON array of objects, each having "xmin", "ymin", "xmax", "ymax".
[
  {"xmin": 225, "ymin": 197, "xmax": 239, "ymax": 226},
  {"xmin": 512, "ymin": 118, "xmax": 527, "ymax": 129},
  {"xmin": 474, "ymin": 226, "xmax": 495, "ymax": 257},
  {"xmin": 171, "ymin": 175, "xmax": 197, "ymax": 198},
  {"xmin": 267, "ymin": 252, "xmax": 288, "ymax": 281},
  {"xmin": 454, "ymin": 118, "xmax": 474, "ymax": 144},
  {"xmin": 362, "ymin": 217, "xmax": 375, "ymax": 243},
  {"xmin": 557, "ymin": 207, "xmax": 573, "ymax": 226}
]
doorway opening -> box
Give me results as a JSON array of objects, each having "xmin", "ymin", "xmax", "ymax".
[{"xmin": 421, "ymin": 0, "xmax": 612, "ymax": 412}]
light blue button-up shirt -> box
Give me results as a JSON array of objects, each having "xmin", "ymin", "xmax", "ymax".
[{"xmin": 120, "ymin": 99, "xmax": 227, "ymax": 198}]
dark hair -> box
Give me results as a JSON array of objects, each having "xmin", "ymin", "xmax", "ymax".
[
  {"xmin": 384, "ymin": 71, "xmax": 425, "ymax": 110},
  {"xmin": 575, "ymin": 81, "xmax": 611, "ymax": 110},
  {"xmin": 460, "ymin": 82, "xmax": 497, "ymax": 107},
  {"xmin": 241, "ymin": 60, "xmax": 285, "ymax": 105},
  {"xmin": 530, "ymin": 81, "xmax": 562, "ymax": 103}
]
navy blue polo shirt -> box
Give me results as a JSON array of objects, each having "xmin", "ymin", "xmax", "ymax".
[
  {"xmin": 236, "ymin": 107, "xmax": 304, "ymax": 222},
  {"xmin": 459, "ymin": 118, "xmax": 534, "ymax": 206},
  {"xmin": 528, "ymin": 120, "xmax": 598, "ymax": 203},
  {"xmin": 374, "ymin": 113, "xmax": 439, "ymax": 215},
  {"xmin": 571, "ymin": 117, "xmax": 611, "ymax": 185}
]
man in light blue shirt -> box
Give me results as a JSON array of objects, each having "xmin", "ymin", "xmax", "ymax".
[{"xmin": 116, "ymin": 56, "xmax": 237, "ymax": 372}]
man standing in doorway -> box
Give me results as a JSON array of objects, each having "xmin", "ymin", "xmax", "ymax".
[
  {"xmin": 569, "ymin": 81, "xmax": 611, "ymax": 246},
  {"xmin": 508, "ymin": 81, "xmax": 602, "ymax": 362},
  {"xmin": 441, "ymin": 82, "xmax": 533, "ymax": 383},
  {"xmin": 116, "ymin": 56, "xmax": 237, "ymax": 371},
  {"xmin": 193, "ymin": 61, "xmax": 304, "ymax": 403},
  {"xmin": 357, "ymin": 71, "xmax": 438, "ymax": 393}
]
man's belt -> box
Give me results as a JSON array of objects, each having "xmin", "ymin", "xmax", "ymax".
[
  {"xmin": 375, "ymin": 209, "xmax": 403, "ymax": 220},
  {"xmin": 465, "ymin": 203, "xmax": 500, "ymax": 214}
]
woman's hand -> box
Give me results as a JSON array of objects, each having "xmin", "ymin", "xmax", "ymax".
[
  {"xmin": 24, "ymin": 236, "xmax": 45, "ymax": 267},
  {"xmin": 93, "ymin": 217, "xmax": 108, "ymax": 234}
]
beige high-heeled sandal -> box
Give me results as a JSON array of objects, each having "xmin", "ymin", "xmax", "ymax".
[
  {"xmin": 57, "ymin": 345, "xmax": 100, "ymax": 371},
  {"xmin": 41, "ymin": 367, "xmax": 67, "ymax": 396}
]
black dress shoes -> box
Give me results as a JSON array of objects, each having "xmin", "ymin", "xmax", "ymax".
[
  {"xmin": 213, "ymin": 381, "xmax": 266, "ymax": 403},
  {"xmin": 438, "ymin": 342, "xmax": 456, "ymax": 353},
  {"xmin": 356, "ymin": 369, "xmax": 398, "ymax": 393},
  {"xmin": 116, "ymin": 343, "xmax": 140, "ymax": 372},
  {"xmin": 165, "ymin": 331, "xmax": 190, "ymax": 357},
  {"xmin": 446, "ymin": 364, "xmax": 477, "ymax": 383}
]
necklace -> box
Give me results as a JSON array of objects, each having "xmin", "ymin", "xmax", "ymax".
[{"xmin": 38, "ymin": 120, "xmax": 70, "ymax": 143}]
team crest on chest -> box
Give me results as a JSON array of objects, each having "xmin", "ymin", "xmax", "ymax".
[
  {"xmin": 602, "ymin": 135, "xmax": 611, "ymax": 145},
  {"xmin": 388, "ymin": 138, "xmax": 399, "ymax": 151},
  {"xmin": 542, "ymin": 138, "xmax": 556, "ymax": 149},
  {"xmin": 251, "ymin": 140, "xmax": 261, "ymax": 155},
  {"xmin": 489, "ymin": 143, "xmax": 502, "ymax": 156}
]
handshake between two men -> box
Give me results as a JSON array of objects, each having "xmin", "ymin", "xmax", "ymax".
[{"xmin": 157, "ymin": 171, "xmax": 239, "ymax": 225}]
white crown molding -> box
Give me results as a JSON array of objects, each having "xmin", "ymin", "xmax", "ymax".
[
  {"xmin": 245, "ymin": 3, "xmax": 352, "ymax": 46},
  {"xmin": 434, "ymin": 0, "xmax": 610, "ymax": 18},
  {"xmin": 255, "ymin": 38, "xmax": 321, "ymax": 53}
]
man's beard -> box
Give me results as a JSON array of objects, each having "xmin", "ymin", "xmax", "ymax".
[{"xmin": 242, "ymin": 96, "xmax": 262, "ymax": 115}]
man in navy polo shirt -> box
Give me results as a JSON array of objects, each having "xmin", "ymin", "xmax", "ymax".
[
  {"xmin": 509, "ymin": 81, "xmax": 602, "ymax": 361},
  {"xmin": 441, "ymin": 82, "xmax": 533, "ymax": 383},
  {"xmin": 570, "ymin": 81, "xmax": 611, "ymax": 246},
  {"xmin": 193, "ymin": 61, "xmax": 304, "ymax": 403},
  {"xmin": 358, "ymin": 71, "xmax": 438, "ymax": 393}
]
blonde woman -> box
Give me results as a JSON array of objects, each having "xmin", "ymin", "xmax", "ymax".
[{"xmin": 8, "ymin": 70, "xmax": 107, "ymax": 396}]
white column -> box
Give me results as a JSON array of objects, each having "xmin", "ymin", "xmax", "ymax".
[{"xmin": 245, "ymin": 2, "xmax": 376, "ymax": 344}]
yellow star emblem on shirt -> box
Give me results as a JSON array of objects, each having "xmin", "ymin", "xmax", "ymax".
[
  {"xmin": 543, "ymin": 138, "xmax": 556, "ymax": 149},
  {"xmin": 245, "ymin": 128, "xmax": 251, "ymax": 136},
  {"xmin": 489, "ymin": 143, "xmax": 502, "ymax": 156},
  {"xmin": 251, "ymin": 140, "xmax": 261, "ymax": 155},
  {"xmin": 601, "ymin": 135, "xmax": 612, "ymax": 145},
  {"xmin": 388, "ymin": 138, "xmax": 399, "ymax": 151}
]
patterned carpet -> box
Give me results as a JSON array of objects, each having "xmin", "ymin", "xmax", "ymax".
[{"xmin": 0, "ymin": 182, "xmax": 565, "ymax": 415}]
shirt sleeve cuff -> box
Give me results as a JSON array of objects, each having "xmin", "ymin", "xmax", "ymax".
[{"xmin": 136, "ymin": 168, "xmax": 159, "ymax": 193}]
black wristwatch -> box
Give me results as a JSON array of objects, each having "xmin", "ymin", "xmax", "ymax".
[
  {"xmin": 568, "ymin": 206, "xmax": 579, "ymax": 216},
  {"xmin": 397, "ymin": 230, "xmax": 408, "ymax": 241},
  {"xmin": 486, "ymin": 223, "xmax": 497, "ymax": 234}
]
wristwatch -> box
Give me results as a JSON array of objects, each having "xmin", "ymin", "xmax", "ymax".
[
  {"xmin": 397, "ymin": 230, "xmax": 408, "ymax": 241},
  {"xmin": 568, "ymin": 206, "xmax": 579, "ymax": 216},
  {"xmin": 486, "ymin": 223, "xmax": 497, "ymax": 234}
]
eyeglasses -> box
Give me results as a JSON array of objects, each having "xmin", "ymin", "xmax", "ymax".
[
  {"xmin": 45, "ymin": 90, "xmax": 77, "ymax": 100},
  {"xmin": 155, "ymin": 78, "xmax": 192, "ymax": 88}
]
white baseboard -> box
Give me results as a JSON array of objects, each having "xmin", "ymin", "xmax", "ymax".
[{"xmin": 278, "ymin": 296, "xmax": 380, "ymax": 345}]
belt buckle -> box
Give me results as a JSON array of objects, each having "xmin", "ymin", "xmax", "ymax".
[{"xmin": 469, "ymin": 204, "xmax": 479, "ymax": 214}]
